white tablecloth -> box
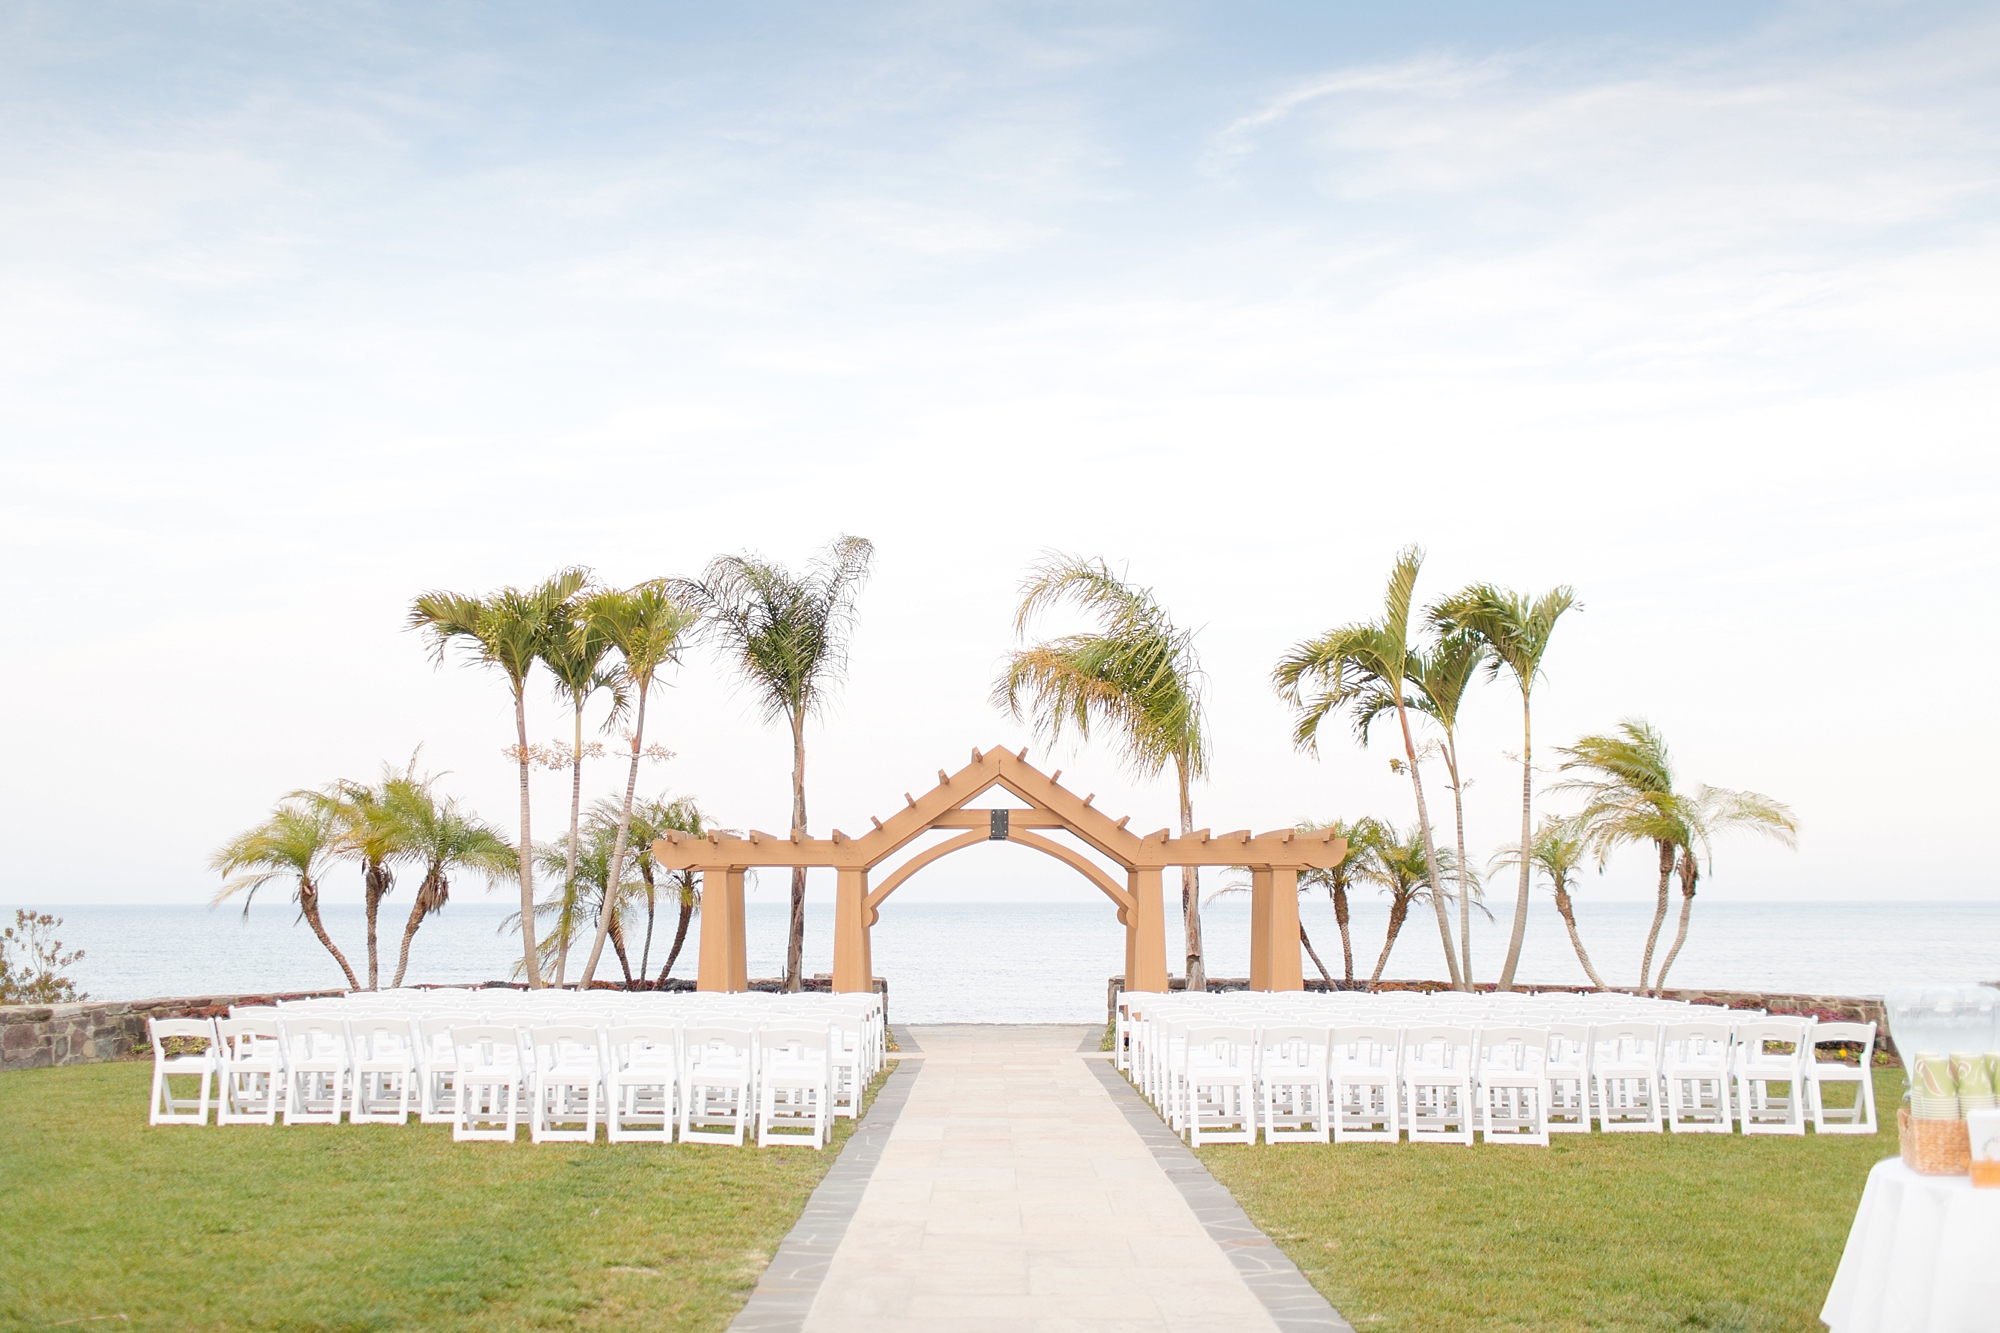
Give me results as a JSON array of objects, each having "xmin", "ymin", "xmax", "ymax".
[{"xmin": 1822, "ymin": 1158, "xmax": 2000, "ymax": 1332}]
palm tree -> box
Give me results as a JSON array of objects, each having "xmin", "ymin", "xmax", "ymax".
[
  {"xmin": 589, "ymin": 793, "xmax": 714, "ymax": 985},
  {"xmin": 298, "ymin": 754, "xmax": 427, "ymax": 990},
  {"xmin": 1272, "ymin": 547, "xmax": 1463, "ymax": 989},
  {"xmin": 537, "ymin": 590, "xmax": 623, "ymax": 986},
  {"xmin": 409, "ymin": 568, "xmax": 587, "ymax": 987},
  {"xmin": 1491, "ymin": 818, "xmax": 1606, "ymax": 989},
  {"xmin": 1381, "ymin": 631, "xmax": 1487, "ymax": 985},
  {"xmin": 1555, "ymin": 720, "xmax": 1691, "ymax": 992},
  {"xmin": 1431, "ymin": 581, "xmax": 1577, "ymax": 991},
  {"xmin": 211, "ymin": 800, "xmax": 357, "ymax": 990},
  {"xmin": 677, "ymin": 537, "xmax": 873, "ymax": 992},
  {"xmin": 529, "ymin": 816, "xmax": 649, "ymax": 986},
  {"xmin": 574, "ymin": 582, "xmax": 699, "ymax": 989},
  {"xmin": 1653, "ymin": 785, "xmax": 1797, "ymax": 992},
  {"xmin": 1294, "ymin": 817, "xmax": 1387, "ymax": 985},
  {"xmin": 1359, "ymin": 823, "xmax": 1474, "ymax": 986},
  {"xmin": 995, "ymin": 554, "xmax": 1213, "ymax": 989},
  {"xmin": 384, "ymin": 778, "xmax": 516, "ymax": 987}
]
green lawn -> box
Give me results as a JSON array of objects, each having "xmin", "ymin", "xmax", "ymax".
[
  {"xmin": 1197, "ymin": 1069, "xmax": 1901, "ymax": 1333},
  {"xmin": 0, "ymin": 1060, "xmax": 885, "ymax": 1333}
]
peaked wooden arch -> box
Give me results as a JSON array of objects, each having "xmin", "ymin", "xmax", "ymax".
[{"xmin": 650, "ymin": 746, "xmax": 1348, "ymax": 995}]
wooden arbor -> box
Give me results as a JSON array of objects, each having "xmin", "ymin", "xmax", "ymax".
[{"xmin": 651, "ymin": 746, "xmax": 1348, "ymax": 995}]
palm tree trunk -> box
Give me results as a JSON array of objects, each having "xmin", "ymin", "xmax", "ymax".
[
  {"xmin": 1369, "ymin": 898, "xmax": 1410, "ymax": 986},
  {"xmin": 362, "ymin": 860, "xmax": 389, "ymax": 990},
  {"xmin": 1637, "ymin": 841, "xmax": 1675, "ymax": 990},
  {"xmin": 1333, "ymin": 883, "xmax": 1354, "ymax": 983},
  {"xmin": 1176, "ymin": 757, "xmax": 1205, "ymax": 992},
  {"xmin": 609, "ymin": 913, "xmax": 634, "ymax": 988},
  {"xmin": 556, "ymin": 694, "xmax": 584, "ymax": 985},
  {"xmin": 389, "ymin": 871, "xmax": 441, "ymax": 989},
  {"xmin": 659, "ymin": 880, "xmax": 695, "ymax": 984},
  {"xmin": 298, "ymin": 878, "xmax": 358, "ymax": 990},
  {"xmin": 1654, "ymin": 852, "xmax": 1699, "ymax": 995},
  {"xmin": 1445, "ymin": 736, "xmax": 1472, "ymax": 988},
  {"xmin": 1394, "ymin": 698, "xmax": 1463, "ymax": 989},
  {"xmin": 582, "ymin": 686, "xmax": 649, "ymax": 987},
  {"xmin": 1301, "ymin": 922, "xmax": 1333, "ymax": 987},
  {"xmin": 1552, "ymin": 883, "xmax": 1606, "ymax": 989},
  {"xmin": 1496, "ymin": 691, "xmax": 1534, "ymax": 992},
  {"xmin": 786, "ymin": 710, "xmax": 808, "ymax": 993},
  {"xmin": 638, "ymin": 867, "xmax": 657, "ymax": 983},
  {"xmin": 513, "ymin": 684, "xmax": 543, "ymax": 987}
]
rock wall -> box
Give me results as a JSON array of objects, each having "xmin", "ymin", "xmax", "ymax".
[{"xmin": 0, "ymin": 990, "xmax": 345, "ymax": 1072}]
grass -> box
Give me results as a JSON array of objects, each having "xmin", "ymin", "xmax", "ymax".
[
  {"xmin": 0, "ymin": 1060, "xmax": 887, "ymax": 1333},
  {"xmin": 1196, "ymin": 1069, "xmax": 1902, "ymax": 1333}
]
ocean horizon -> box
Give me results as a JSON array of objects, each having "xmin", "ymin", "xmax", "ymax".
[{"xmin": 9, "ymin": 897, "xmax": 1997, "ymax": 1022}]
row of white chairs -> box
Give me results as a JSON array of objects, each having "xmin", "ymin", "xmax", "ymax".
[
  {"xmin": 1115, "ymin": 992, "xmax": 1877, "ymax": 1146},
  {"xmin": 146, "ymin": 991, "xmax": 885, "ymax": 1149}
]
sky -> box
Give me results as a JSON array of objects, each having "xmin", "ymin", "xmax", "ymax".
[{"xmin": 2, "ymin": 0, "xmax": 1996, "ymax": 917}]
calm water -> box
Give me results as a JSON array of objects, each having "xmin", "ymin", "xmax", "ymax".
[{"xmin": 16, "ymin": 898, "xmax": 2000, "ymax": 1021}]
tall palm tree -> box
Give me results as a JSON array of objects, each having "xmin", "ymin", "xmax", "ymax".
[
  {"xmin": 298, "ymin": 754, "xmax": 426, "ymax": 990},
  {"xmin": 1273, "ymin": 547, "xmax": 1463, "ymax": 989},
  {"xmin": 409, "ymin": 568, "xmax": 587, "ymax": 987},
  {"xmin": 1653, "ymin": 785, "xmax": 1797, "ymax": 992},
  {"xmin": 995, "ymin": 554, "xmax": 1213, "ymax": 989},
  {"xmin": 1294, "ymin": 817, "xmax": 1386, "ymax": 985},
  {"xmin": 677, "ymin": 537, "xmax": 873, "ymax": 991},
  {"xmin": 211, "ymin": 800, "xmax": 357, "ymax": 990},
  {"xmin": 385, "ymin": 778, "xmax": 516, "ymax": 988},
  {"xmin": 1432, "ymin": 581, "xmax": 1578, "ymax": 991},
  {"xmin": 1359, "ymin": 822, "xmax": 1474, "ymax": 986},
  {"xmin": 537, "ymin": 591, "xmax": 623, "ymax": 985},
  {"xmin": 1491, "ymin": 818, "xmax": 1606, "ymax": 989},
  {"xmin": 575, "ymin": 582, "xmax": 699, "ymax": 989},
  {"xmin": 1555, "ymin": 720, "xmax": 1690, "ymax": 992}
]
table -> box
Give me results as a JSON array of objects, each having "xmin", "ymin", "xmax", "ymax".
[{"xmin": 1822, "ymin": 1157, "xmax": 2000, "ymax": 1332}]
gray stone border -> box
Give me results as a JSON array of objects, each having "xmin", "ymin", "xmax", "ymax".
[
  {"xmin": 727, "ymin": 1031, "xmax": 922, "ymax": 1332},
  {"xmin": 1084, "ymin": 1056, "xmax": 1355, "ymax": 1333}
]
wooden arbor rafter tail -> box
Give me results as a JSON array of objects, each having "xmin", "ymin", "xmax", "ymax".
[{"xmin": 652, "ymin": 746, "xmax": 1346, "ymax": 995}]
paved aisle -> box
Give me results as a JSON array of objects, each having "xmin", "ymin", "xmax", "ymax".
[{"xmin": 797, "ymin": 1025, "xmax": 1287, "ymax": 1333}]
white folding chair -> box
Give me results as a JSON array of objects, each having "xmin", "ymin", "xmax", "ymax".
[
  {"xmin": 1736, "ymin": 1018, "xmax": 1809, "ymax": 1136},
  {"xmin": 146, "ymin": 1018, "xmax": 217, "ymax": 1126},
  {"xmin": 606, "ymin": 1024, "xmax": 679, "ymax": 1143},
  {"xmin": 347, "ymin": 1018, "xmax": 419, "ymax": 1124},
  {"xmin": 826, "ymin": 1012, "xmax": 866, "ymax": 1120},
  {"xmin": 1184, "ymin": 1025, "xmax": 1258, "ymax": 1146},
  {"xmin": 681, "ymin": 1024, "xmax": 755, "ymax": 1146},
  {"xmin": 1474, "ymin": 1026, "xmax": 1550, "ymax": 1146},
  {"xmin": 1806, "ymin": 1021, "xmax": 1878, "ymax": 1135},
  {"xmin": 1331, "ymin": 1025, "xmax": 1403, "ymax": 1143},
  {"xmin": 278, "ymin": 1017, "xmax": 349, "ymax": 1126},
  {"xmin": 1544, "ymin": 1022, "xmax": 1593, "ymax": 1133},
  {"xmin": 1591, "ymin": 1023, "xmax": 1664, "ymax": 1133},
  {"xmin": 1661, "ymin": 1022, "xmax": 1733, "ymax": 1134},
  {"xmin": 757, "ymin": 1024, "xmax": 832, "ymax": 1150},
  {"xmin": 213, "ymin": 1017, "xmax": 284, "ymax": 1126},
  {"xmin": 452, "ymin": 1025, "xmax": 527, "ymax": 1142},
  {"xmin": 1257, "ymin": 1024, "xmax": 1332, "ymax": 1145},
  {"xmin": 1402, "ymin": 1026, "xmax": 1475, "ymax": 1145},
  {"xmin": 416, "ymin": 1016, "xmax": 466, "ymax": 1125},
  {"xmin": 529, "ymin": 1025, "xmax": 606, "ymax": 1144}
]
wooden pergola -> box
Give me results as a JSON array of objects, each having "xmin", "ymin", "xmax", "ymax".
[{"xmin": 650, "ymin": 746, "xmax": 1347, "ymax": 994}]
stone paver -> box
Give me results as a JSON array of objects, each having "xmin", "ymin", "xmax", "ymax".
[{"xmin": 793, "ymin": 1025, "xmax": 1294, "ymax": 1333}]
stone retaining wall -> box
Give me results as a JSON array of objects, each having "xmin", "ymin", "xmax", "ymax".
[
  {"xmin": 2, "ymin": 977, "xmax": 890, "ymax": 1073},
  {"xmin": 0, "ymin": 989, "xmax": 345, "ymax": 1072},
  {"xmin": 1103, "ymin": 977, "xmax": 1893, "ymax": 1047}
]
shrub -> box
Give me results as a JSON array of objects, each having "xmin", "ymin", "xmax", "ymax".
[{"xmin": 0, "ymin": 910, "xmax": 87, "ymax": 1004}]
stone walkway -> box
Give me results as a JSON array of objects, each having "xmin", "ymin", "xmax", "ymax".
[{"xmin": 732, "ymin": 1024, "xmax": 1349, "ymax": 1333}]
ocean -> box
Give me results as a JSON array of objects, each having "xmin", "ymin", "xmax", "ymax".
[{"xmin": 12, "ymin": 897, "xmax": 1999, "ymax": 1022}]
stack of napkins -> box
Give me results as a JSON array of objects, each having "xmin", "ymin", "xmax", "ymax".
[
  {"xmin": 1955, "ymin": 1053, "xmax": 1999, "ymax": 1114},
  {"xmin": 1912, "ymin": 1053, "xmax": 1963, "ymax": 1119}
]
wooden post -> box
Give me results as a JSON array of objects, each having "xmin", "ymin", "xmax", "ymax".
[
  {"xmin": 1269, "ymin": 866, "xmax": 1303, "ymax": 991},
  {"xmin": 1249, "ymin": 867, "xmax": 1274, "ymax": 990},
  {"xmin": 1128, "ymin": 868, "xmax": 1169, "ymax": 992},
  {"xmin": 833, "ymin": 868, "xmax": 872, "ymax": 993},
  {"xmin": 696, "ymin": 866, "xmax": 733, "ymax": 992},
  {"xmin": 726, "ymin": 869, "xmax": 747, "ymax": 992}
]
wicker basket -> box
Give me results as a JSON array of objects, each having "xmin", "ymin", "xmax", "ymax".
[{"xmin": 1899, "ymin": 1106, "xmax": 1972, "ymax": 1176}]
